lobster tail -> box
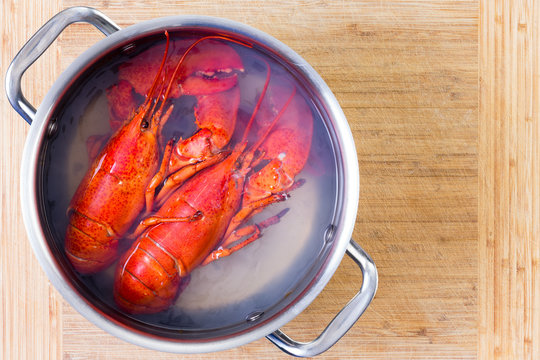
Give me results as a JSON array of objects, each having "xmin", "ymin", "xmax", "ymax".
[
  {"xmin": 64, "ymin": 210, "xmax": 119, "ymax": 273},
  {"xmin": 114, "ymin": 233, "xmax": 185, "ymax": 313}
]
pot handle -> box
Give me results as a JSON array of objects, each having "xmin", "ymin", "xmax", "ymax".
[
  {"xmin": 266, "ymin": 240, "xmax": 378, "ymax": 357},
  {"xmin": 5, "ymin": 6, "xmax": 120, "ymax": 124}
]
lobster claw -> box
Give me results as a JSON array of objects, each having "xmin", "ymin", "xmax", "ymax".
[
  {"xmin": 106, "ymin": 79, "xmax": 138, "ymax": 132},
  {"xmin": 168, "ymin": 86, "xmax": 241, "ymax": 171},
  {"xmin": 243, "ymin": 158, "xmax": 294, "ymax": 204},
  {"xmin": 179, "ymin": 40, "xmax": 244, "ymax": 95}
]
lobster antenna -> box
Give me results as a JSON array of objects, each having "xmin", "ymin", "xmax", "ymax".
[
  {"xmin": 157, "ymin": 35, "xmax": 252, "ymax": 115},
  {"xmin": 240, "ymin": 59, "xmax": 271, "ymax": 144},
  {"xmin": 246, "ymin": 86, "xmax": 297, "ymax": 157},
  {"xmin": 147, "ymin": 75, "xmax": 169, "ymax": 132},
  {"xmin": 142, "ymin": 30, "xmax": 170, "ymax": 110}
]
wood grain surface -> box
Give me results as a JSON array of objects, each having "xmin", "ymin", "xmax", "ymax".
[
  {"xmin": 479, "ymin": 0, "xmax": 540, "ymax": 359},
  {"xmin": 1, "ymin": 0, "xmax": 537, "ymax": 359}
]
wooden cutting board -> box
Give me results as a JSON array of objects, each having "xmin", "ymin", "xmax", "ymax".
[{"xmin": 1, "ymin": 1, "xmax": 538, "ymax": 359}]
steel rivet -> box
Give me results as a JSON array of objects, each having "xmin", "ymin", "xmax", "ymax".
[
  {"xmin": 121, "ymin": 42, "xmax": 136, "ymax": 55},
  {"xmin": 246, "ymin": 311, "xmax": 264, "ymax": 322},
  {"xmin": 324, "ymin": 224, "xmax": 336, "ymax": 244},
  {"xmin": 47, "ymin": 118, "xmax": 58, "ymax": 138}
]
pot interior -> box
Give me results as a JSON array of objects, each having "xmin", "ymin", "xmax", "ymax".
[{"xmin": 36, "ymin": 28, "xmax": 343, "ymax": 340}]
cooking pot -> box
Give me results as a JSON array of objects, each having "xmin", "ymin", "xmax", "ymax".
[{"xmin": 6, "ymin": 7, "xmax": 377, "ymax": 357}]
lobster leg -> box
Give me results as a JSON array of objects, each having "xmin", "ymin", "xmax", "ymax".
[
  {"xmin": 223, "ymin": 193, "xmax": 288, "ymax": 240},
  {"xmin": 130, "ymin": 211, "xmax": 203, "ymax": 240},
  {"xmin": 145, "ymin": 138, "xmax": 175, "ymax": 212},
  {"xmin": 201, "ymin": 208, "xmax": 289, "ymax": 266},
  {"xmin": 201, "ymin": 228, "xmax": 261, "ymax": 265}
]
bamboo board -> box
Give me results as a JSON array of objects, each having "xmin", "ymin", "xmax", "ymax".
[{"xmin": 1, "ymin": 1, "xmax": 538, "ymax": 359}]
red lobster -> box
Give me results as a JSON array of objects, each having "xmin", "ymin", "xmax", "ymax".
[
  {"xmin": 113, "ymin": 69, "xmax": 314, "ymax": 314},
  {"xmin": 65, "ymin": 33, "xmax": 245, "ymax": 274}
]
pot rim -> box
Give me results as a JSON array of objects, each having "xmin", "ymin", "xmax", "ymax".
[{"xmin": 20, "ymin": 14, "xmax": 360, "ymax": 353}]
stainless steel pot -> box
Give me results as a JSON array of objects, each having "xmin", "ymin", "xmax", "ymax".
[{"xmin": 6, "ymin": 7, "xmax": 377, "ymax": 357}]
